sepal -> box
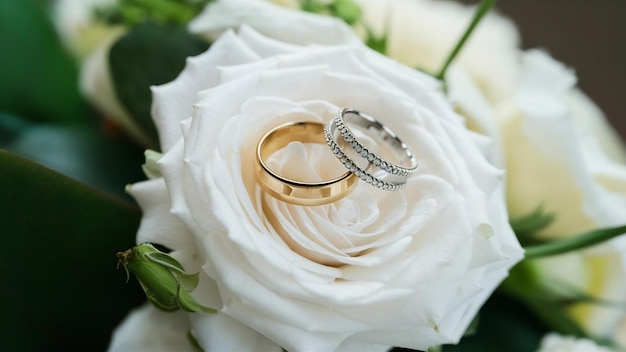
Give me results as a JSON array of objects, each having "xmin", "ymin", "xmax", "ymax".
[{"xmin": 117, "ymin": 243, "xmax": 218, "ymax": 314}]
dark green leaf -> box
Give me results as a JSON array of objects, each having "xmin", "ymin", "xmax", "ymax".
[
  {"xmin": 0, "ymin": 151, "xmax": 144, "ymax": 351},
  {"xmin": 438, "ymin": 293, "xmax": 547, "ymax": 352},
  {"xmin": 109, "ymin": 22, "xmax": 210, "ymax": 148},
  {"xmin": 510, "ymin": 206, "xmax": 555, "ymax": 244},
  {"xmin": 96, "ymin": 0, "xmax": 213, "ymax": 26},
  {"xmin": 1, "ymin": 121, "xmax": 146, "ymax": 200},
  {"xmin": 364, "ymin": 27, "xmax": 387, "ymax": 55},
  {"xmin": 0, "ymin": 0, "xmax": 88, "ymax": 125}
]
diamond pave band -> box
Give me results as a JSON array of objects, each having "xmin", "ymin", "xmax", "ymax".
[{"xmin": 324, "ymin": 108, "xmax": 418, "ymax": 191}]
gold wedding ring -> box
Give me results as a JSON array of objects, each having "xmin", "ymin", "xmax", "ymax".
[{"xmin": 256, "ymin": 122, "xmax": 358, "ymax": 206}]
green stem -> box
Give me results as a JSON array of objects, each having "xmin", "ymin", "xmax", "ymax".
[
  {"xmin": 435, "ymin": 0, "xmax": 497, "ymax": 80},
  {"xmin": 524, "ymin": 224, "xmax": 626, "ymax": 259}
]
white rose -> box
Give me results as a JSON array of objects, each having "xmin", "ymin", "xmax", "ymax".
[
  {"xmin": 479, "ymin": 50, "xmax": 626, "ymax": 345},
  {"xmin": 536, "ymin": 333, "xmax": 614, "ymax": 352},
  {"xmin": 356, "ymin": 0, "xmax": 521, "ymax": 104},
  {"xmin": 53, "ymin": 0, "xmax": 125, "ymax": 59},
  {"xmin": 372, "ymin": 0, "xmax": 626, "ymax": 345},
  {"xmin": 354, "ymin": 0, "xmax": 626, "ymax": 343},
  {"xmin": 109, "ymin": 1, "xmax": 522, "ymax": 351}
]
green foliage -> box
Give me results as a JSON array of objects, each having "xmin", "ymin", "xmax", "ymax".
[
  {"xmin": 118, "ymin": 243, "xmax": 217, "ymax": 313},
  {"xmin": 364, "ymin": 27, "xmax": 387, "ymax": 54},
  {"xmin": 301, "ymin": 0, "xmax": 362, "ymax": 25},
  {"xmin": 95, "ymin": 0, "xmax": 213, "ymax": 26},
  {"xmin": 0, "ymin": 116, "xmax": 146, "ymax": 200},
  {"xmin": 0, "ymin": 0, "xmax": 88, "ymax": 125},
  {"xmin": 439, "ymin": 293, "xmax": 547, "ymax": 352},
  {"xmin": 109, "ymin": 22, "xmax": 210, "ymax": 148},
  {"xmin": 524, "ymin": 224, "xmax": 626, "ymax": 259},
  {"xmin": 510, "ymin": 206, "xmax": 555, "ymax": 245},
  {"xmin": 0, "ymin": 151, "xmax": 145, "ymax": 351},
  {"xmin": 436, "ymin": 0, "xmax": 498, "ymax": 80},
  {"xmin": 329, "ymin": 0, "xmax": 362, "ymax": 25}
]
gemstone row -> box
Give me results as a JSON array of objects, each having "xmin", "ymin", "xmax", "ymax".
[
  {"xmin": 324, "ymin": 127, "xmax": 403, "ymax": 191},
  {"xmin": 333, "ymin": 113, "xmax": 415, "ymax": 177}
]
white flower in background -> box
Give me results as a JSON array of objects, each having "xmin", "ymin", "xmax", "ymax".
[
  {"xmin": 481, "ymin": 50, "xmax": 626, "ymax": 346},
  {"xmin": 108, "ymin": 1, "xmax": 522, "ymax": 350},
  {"xmin": 536, "ymin": 333, "xmax": 614, "ymax": 352},
  {"xmin": 53, "ymin": 0, "xmax": 125, "ymax": 59},
  {"xmin": 353, "ymin": 0, "xmax": 626, "ymax": 345},
  {"xmin": 357, "ymin": 0, "xmax": 626, "ymax": 345},
  {"xmin": 356, "ymin": 0, "xmax": 521, "ymax": 104}
]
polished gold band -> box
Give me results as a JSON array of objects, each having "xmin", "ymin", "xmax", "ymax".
[{"xmin": 256, "ymin": 121, "xmax": 358, "ymax": 206}]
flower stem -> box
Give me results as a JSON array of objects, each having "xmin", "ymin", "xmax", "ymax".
[
  {"xmin": 524, "ymin": 224, "xmax": 626, "ymax": 259},
  {"xmin": 435, "ymin": 0, "xmax": 498, "ymax": 80}
]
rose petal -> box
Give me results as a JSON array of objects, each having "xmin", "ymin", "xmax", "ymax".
[{"xmin": 107, "ymin": 304, "xmax": 194, "ymax": 352}]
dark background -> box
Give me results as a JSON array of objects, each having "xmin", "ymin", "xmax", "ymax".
[{"xmin": 487, "ymin": 0, "xmax": 625, "ymax": 138}]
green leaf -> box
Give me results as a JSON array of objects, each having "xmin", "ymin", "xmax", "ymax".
[
  {"xmin": 522, "ymin": 298, "xmax": 587, "ymax": 338},
  {"xmin": 1, "ymin": 121, "xmax": 146, "ymax": 200},
  {"xmin": 510, "ymin": 206, "xmax": 555, "ymax": 244},
  {"xmin": 524, "ymin": 224, "xmax": 626, "ymax": 259},
  {"xmin": 96, "ymin": 0, "xmax": 212, "ymax": 26},
  {"xmin": 364, "ymin": 27, "xmax": 387, "ymax": 55},
  {"xmin": 109, "ymin": 22, "xmax": 210, "ymax": 148},
  {"xmin": 0, "ymin": 1, "xmax": 88, "ymax": 125},
  {"xmin": 0, "ymin": 151, "xmax": 144, "ymax": 351},
  {"xmin": 440, "ymin": 293, "xmax": 547, "ymax": 352},
  {"xmin": 330, "ymin": 0, "xmax": 362, "ymax": 25}
]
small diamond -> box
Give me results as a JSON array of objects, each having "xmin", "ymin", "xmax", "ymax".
[
  {"xmin": 360, "ymin": 148, "xmax": 368, "ymax": 158},
  {"xmin": 340, "ymin": 156, "xmax": 347, "ymax": 163},
  {"xmin": 360, "ymin": 173, "xmax": 367, "ymax": 181},
  {"xmin": 345, "ymin": 162, "xmax": 352, "ymax": 169},
  {"xmin": 346, "ymin": 135, "xmax": 354, "ymax": 142},
  {"xmin": 350, "ymin": 141, "xmax": 358, "ymax": 148},
  {"xmin": 350, "ymin": 165, "xmax": 357, "ymax": 173},
  {"xmin": 355, "ymin": 144, "xmax": 362, "ymax": 153},
  {"xmin": 367, "ymin": 153, "xmax": 375, "ymax": 162},
  {"xmin": 386, "ymin": 164, "xmax": 393, "ymax": 172},
  {"xmin": 355, "ymin": 169, "xmax": 362, "ymax": 177},
  {"xmin": 373, "ymin": 158, "xmax": 381, "ymax": 166},
  {"xmin": 380, "ymin": 161, "xmax": 388, "ymax": 169},
  {"xmin": 366, "ymin": 175, "xmax": 373, "ymax": 183}
]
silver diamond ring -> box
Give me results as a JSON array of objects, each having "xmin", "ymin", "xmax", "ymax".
[{"xmin": 324, "ymin": 108, "xmax": 418, "ymax": 191}]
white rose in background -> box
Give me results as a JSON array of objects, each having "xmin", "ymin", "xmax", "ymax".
[
  {"xmin": 357, "ymin": 0, "xmax": 626, "ymax": 345},
  {"xmin": 536, "ymin": 333, "xmax": 614, "ymax": 352},
  {"xmin": 352, "ymin": 0, "xmax": 626, "ymax": 343},
  {"xmin": 356, "ymin": 0, "xmax": 521, "ymax": 104},
  {"xmin": 109, "ymin": 0, "xmax": 523, "ymax": 350},
  {"xmin": 469, "ymin": 50, "xmax": 626, "ymax": 345},
  {"xmin": 54, "ymin": 0, "xmax": 125, "ymax": 59}
]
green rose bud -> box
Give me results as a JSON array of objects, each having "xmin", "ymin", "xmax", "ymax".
[{"xmin": 117, "ymin": 243, "xmax": 217, "ymax": 314}]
